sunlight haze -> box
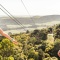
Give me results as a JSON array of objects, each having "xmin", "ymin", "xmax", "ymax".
[{"xmin": 0, "ymin": 0, "xmax": 60, "ymax": 17}]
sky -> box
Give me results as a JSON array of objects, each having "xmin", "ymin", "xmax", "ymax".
[{"xmin": 0, "ymin": 0, "xmax": 60, "ymax": 17}]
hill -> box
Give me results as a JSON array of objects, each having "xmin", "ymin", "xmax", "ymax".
[{"xmin": 0, "ymin": 15, "xmax": 60, "ymax": 33}]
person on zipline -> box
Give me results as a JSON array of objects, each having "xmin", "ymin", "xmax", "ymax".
[{"xmin": 0, "ymin": 28, "xmax": 18, "ymax": 45}]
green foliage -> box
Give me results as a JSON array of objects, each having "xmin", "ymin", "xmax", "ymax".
[
  {"xmin": 47, "ymin": 39, "xmax": 60, "ymax": 57},
  {"xmin": 29, "ymin": 37, "xmax": 37, "ymax": 44},
  {"xmin": 8, "ymin": 56, "xmax": 14, "ymax": 60},
  {"xmin": 54, "ymin": 24, "xmax": 60, "ymax": 39},
  {"xmin": 28, "ymin": 58, "xmax": 34, "ymax": 60},
  {"xmin": 38, "ymin": 49, "xmax": 45, "ymax": 60},
  {"xmin": 0, "ymin": 55, "xmax": 3, "ymax": 60},
  {"xmin": 26, "ymin": 30, "xmax": 30, "ymax": 33},
  {"xmin": 0, "ymin": 39, "xmax": 14, "ymax": 57},
  {"xmin": 43, "ymin": 57, "xmax": 58, "ymax": 60},
  {"xmin": 45, "ymin": 40, "xmax": 54, "ymax": 52},
  {"xmin": 28, "ymin": 48, "xmax": 39, "ymax": 60},
  {"xmin": 0, "ymin": 24, "xmax": 60, "ymax": 60},
  {"xmin": 31, "ymin": 29, "xmax": 47, "ymax": 40},
  {"xmin": 48, "ymin": 27, "xmax": 53, "ymax": 33},
  {"xmin": 39, "ymin": 29, "xmax": 47, "ymax": 40},
  {"xmin": 44, "ymin": 53, "xmax": 50, "ymax": 58},
  {"xmin": 31, "ymin": 29, "xmax": 47, "ymax": 45}
]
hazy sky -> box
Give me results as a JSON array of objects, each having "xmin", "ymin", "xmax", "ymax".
[{"xmin": 0, "ymin": 0, "xmax": 60, "ymax": 17}]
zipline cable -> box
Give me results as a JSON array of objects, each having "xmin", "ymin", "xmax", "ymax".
[
  {"xmin": 0, "ymin": 4, "xmax": 26, "ymax": 31},
  {"xmin": 0, "ymin": 8, "xmax": 26, "ymax": 31},
  {"xmin": 21, "ymin": 0, "xmax": 36, "ymax": 26},
  {"xmin": 0, "ymin": 4, "xmax": 22, "ymax": 26}
]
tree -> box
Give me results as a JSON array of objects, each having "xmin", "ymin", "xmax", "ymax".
[
  {"xmin": 31, "ymin": 29, "xmax": 47, "ymax": 44},
  {"xmin": 46, "ymin": 39, "xmax": 60, "ymax": 60},
  {"xmin": 0, "ymin": 39, "xmax": 14, "ymax": 57},
  {"xmin": 29, "ymin": 37, "xmax": 37, "ymax": 45},
  {"xmin": 54, "ymin": 24, "xmax": 60, "ymax": 39},
  {"xmin": 48, "ymin": 27, "xmax": 53, "ymax": 33},
  {"xmin": 28, "ymin": 47, "xmax": 39, "ymax": 60},
  {"xmin": 43, "ymin": 57, "xmax": 58, "ymax": 60},
  {"xmin": 26, "ymin": 30, "xmax": 30, "ymax": 33},
  {"xmin": 38, "ymin": 49, "xmax": 45, "ymax": 60},
  {"xmin": 0, "ymin": 55, "xmax": 3, "ymax": 60},
  {"xmin": 8, "ymin": 56, "xmax": 14, "ymax": 60}
]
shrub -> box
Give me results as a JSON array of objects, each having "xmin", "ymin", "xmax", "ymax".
[{"xmin": 8, "ymin": 56, "xmax": 14, "ymax": 60}]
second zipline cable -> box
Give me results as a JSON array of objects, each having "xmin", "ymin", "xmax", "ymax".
[{"xmin": 0, "ymin": 4, "xmax": 26, "ymax": 31}]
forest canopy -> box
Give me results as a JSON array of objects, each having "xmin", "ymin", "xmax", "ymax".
[{"xmin": 0, "ymin": 24, "xmax": 60, "ymax": 60}]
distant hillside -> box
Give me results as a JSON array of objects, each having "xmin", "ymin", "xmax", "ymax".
[
  {"xmin": 0, "ymin": 15, "xmax": 60, "ymax": 25},
  {"xmin": 0, "ymin": 15, "xmax": 60, "ymax": 32}
]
